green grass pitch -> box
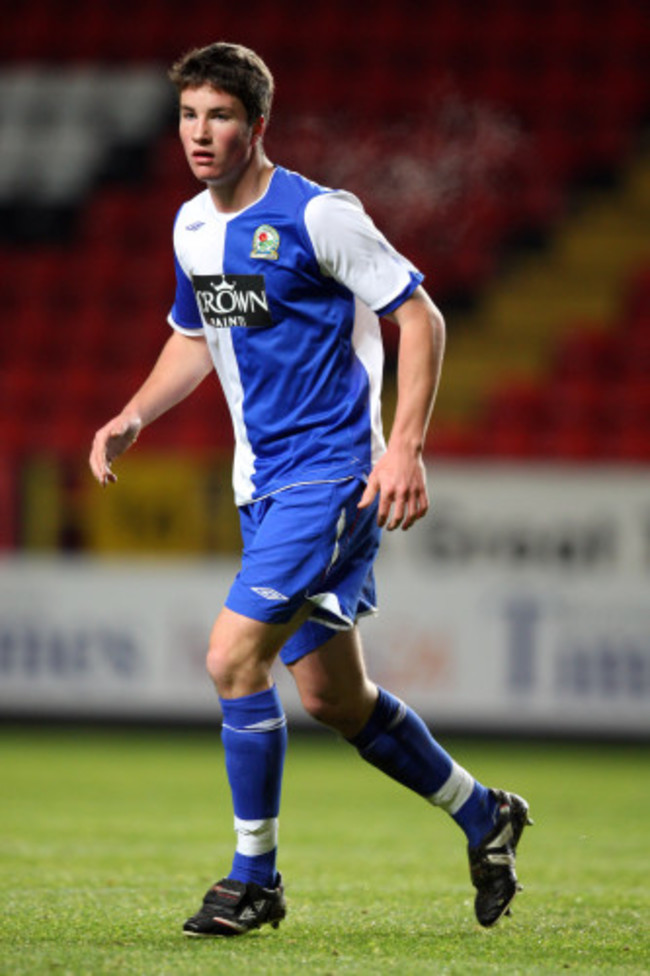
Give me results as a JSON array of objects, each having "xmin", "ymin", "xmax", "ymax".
[{"xmin": 1, "ymin": 726, "xmax": 648, "ymax": 975}]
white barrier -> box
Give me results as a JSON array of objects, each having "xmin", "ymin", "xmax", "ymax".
[{"xmin": 1, "ymin": 465, "xmax": 649, "ymax": 735}]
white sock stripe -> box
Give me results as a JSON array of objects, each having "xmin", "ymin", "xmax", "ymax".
[
  {"xmin": 222, "ymin": 716, "xmax": 287, "ymax": 734},
  {"xmin": 427, "ymin": 761, "xmax": 475, "ymax": 814},
  {"xmin": 234, "ymin": 817, "xmax": 278, "ymax": 856}
]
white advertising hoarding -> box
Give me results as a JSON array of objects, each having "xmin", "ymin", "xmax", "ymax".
[{"xmin": 1, "ymin": 465, "xmax": 648, "ymax": 735}]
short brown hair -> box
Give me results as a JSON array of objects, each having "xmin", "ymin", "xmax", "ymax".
[{"xmin": 168, "ymin": 42, "xmax": 274, "ymax": 125}]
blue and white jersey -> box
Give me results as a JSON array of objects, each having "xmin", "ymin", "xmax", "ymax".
[{"xmin": 168, "ymin": 166, "xmax": 423, "ymax": 506}]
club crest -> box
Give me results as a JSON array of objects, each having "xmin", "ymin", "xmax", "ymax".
[{"xmin": 251, "ymin": 224, "xmax": 280, "ymax": 260}]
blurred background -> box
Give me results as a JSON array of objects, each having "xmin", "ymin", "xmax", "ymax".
[{"xmin": 0, "ymin": 0, "xmax": 648, "ymax": 735}]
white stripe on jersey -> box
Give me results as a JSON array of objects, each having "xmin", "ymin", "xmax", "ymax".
[
  {"xmin": 351, "ymin": 297, "xmax": 386, "ymax": 466},
  {"xmin": 211, "ymin": 330, "xmax": 257, "ymax": 504},
  {"xmin": 172, "ymin": 207, "xmax": 259, "ymax": 502}
]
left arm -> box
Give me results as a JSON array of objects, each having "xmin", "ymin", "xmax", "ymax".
[{"xmin": 358, "ymin": 286, "xmax": 445, "ymax": 530}]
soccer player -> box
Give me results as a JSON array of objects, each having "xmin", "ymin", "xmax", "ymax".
[{"xmin": 89, "ymin": 42, "xmax": 531, "ymax": 937}]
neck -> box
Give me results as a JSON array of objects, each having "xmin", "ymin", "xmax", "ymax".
[{"xmin": 208, "ymin": 149, "xmax": 274, "ymax": 214}]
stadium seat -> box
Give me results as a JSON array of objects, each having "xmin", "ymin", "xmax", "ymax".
[{"xmin": 623, "ymin": 266, "xmax": 650, "ymax": 323}]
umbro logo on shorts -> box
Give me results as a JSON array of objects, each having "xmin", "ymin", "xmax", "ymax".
[
  {"xmin": 192, "ymin": 274, "xmax": 273, "ymax": 329},
  {"xmin": 251, "ymin": 586, "xmax": 289, "ymax": 602}
]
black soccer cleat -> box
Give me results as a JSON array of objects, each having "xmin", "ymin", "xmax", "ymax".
[
  {"xmin": 183, "ymin": 875, "xmax": 287, "ymax": 937},
  {"xmin": 468, "ymin": 790, "xmax": 533, "ymax": 927}
]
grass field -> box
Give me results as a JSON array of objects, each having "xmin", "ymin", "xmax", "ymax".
[{"xmin": 1, "ymin": 727, "xmax": 648, "ymax": 976}]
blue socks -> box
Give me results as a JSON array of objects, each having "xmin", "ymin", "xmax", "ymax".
[
  {"xmin": 220, "ymin": 684, "xmax": 499, "ymax": 888},
  {"xmin": 348, "ymin": 687, "xmax": 498, "ymax": 847},
  {"xmin": 220, "ymin": 685, "xmax": 287, "ymax": 887}
]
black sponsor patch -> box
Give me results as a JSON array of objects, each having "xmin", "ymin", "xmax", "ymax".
[{"xmin": 192, "ymin": 274, "xmax": 272, "ymax": 329}]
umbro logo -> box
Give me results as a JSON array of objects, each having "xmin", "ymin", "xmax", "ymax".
[
  {"xmin": 239, "ymin": 905, "xmax": 263, "ymax": 922},
  {"xmin": 251, "ymin": 586, "xmax": 289, "ymax": 602},
  {"xmin": 186, "ymin": 220, "xmax": 205, "ymax": 231}
]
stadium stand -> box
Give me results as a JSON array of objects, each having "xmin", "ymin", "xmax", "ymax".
[{"xmin": 1, "ymin": 0, "xmax": 649, "ymax": 505}]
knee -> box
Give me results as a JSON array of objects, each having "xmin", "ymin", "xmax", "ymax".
[
  {"xmin": 300, "ymin": 689, "xmax": 337, "ymax": 728},
  {"xmin": 206, "ymin": 640, "xmax": 269, "ymax": 699},
  {"xmin": 300, "ymin": 689, "xmax": 374, "ymax": 739},
  {"xmin": 206, "ymin": 641, "xmax": 230, "ymax": 690}
]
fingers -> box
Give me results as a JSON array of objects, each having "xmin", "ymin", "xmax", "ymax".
[
  {"xmin": 382, "ymin": 485, "xmax": 429, "ymax": 531},
  {"xmin": 399, "ymin": 488, "xmax": 428, "ymax": 531},
  {"xmin": 89, "ymin": 416, "xmax": 141, "ymax": 486},
  {"xmin": 359, "ymin": 475, "xmax": 429, "ymax": 531},
  {"xmin": 89, "ymin": 431, "xmax": 116, "ymax": 486},
  {"xmin": 357, "ymin": 476, "xmax": 379, "ymax": 511}
]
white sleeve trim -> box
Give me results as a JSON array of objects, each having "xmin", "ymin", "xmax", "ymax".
[
  {"xmin": 167, "ymin": 312, "xmax": 204, "ymax": 337},
  {"xmin": 304, "ymin": 191, "xmax": 420, "ymax": 313}
]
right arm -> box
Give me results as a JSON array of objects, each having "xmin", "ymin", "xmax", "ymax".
[{"xmin": 89, "ymin": 330, "xmax": 213, "ymax": 485}]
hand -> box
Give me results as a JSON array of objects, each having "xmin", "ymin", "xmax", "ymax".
[
  {"xmin": 89, "ymin": 414, "xmax": 142, "ymax": 486},
  {"xmin": 358, "ymin": 447, "xmax": 429, "ymax": 531}
]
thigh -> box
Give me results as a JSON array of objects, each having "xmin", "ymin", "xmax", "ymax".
[
  {"xmin": 210, "ymin": 604, "xmax": 310, "ymax": 663},
  {"xmin": 208, "ymin": 603, "xmax": 311, "ymax": 698}
]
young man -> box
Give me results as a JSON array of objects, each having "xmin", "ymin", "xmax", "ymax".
[{"xmin": 89, "ymin": 42, "xmax": 531, "ymax": 937}]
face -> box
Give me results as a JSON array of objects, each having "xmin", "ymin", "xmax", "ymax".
[{"xmin": 179, "ymin": 84, "xmax": 263, "ymax": 188}]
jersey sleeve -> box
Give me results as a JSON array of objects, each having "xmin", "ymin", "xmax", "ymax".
[
  {"xmin": 304, "ymin": 191, "xmax": 424, "ymax": 315},
  {"xmin": 167, "ymin": 254, "xmax": 203, "ymax": 334}
]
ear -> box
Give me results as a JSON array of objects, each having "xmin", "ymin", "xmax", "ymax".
[{"xmin": 251, "ymin": 115, "xmax": 266, "ymax": 145}]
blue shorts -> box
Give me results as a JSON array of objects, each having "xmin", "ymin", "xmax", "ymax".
[{"xmin": 225, "ymin": 478, "xmax": 381, "ymax": 665}]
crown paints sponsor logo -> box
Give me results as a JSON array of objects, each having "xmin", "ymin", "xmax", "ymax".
[{"xmin": 192, "ymin": 274, "xmax": 273, "ymax": 329}]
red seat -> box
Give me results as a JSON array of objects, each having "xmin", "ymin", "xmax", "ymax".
[
  {"xmin": 427, "ymin": 421, "xmax": 478, "ymax": 458},
  {"xmin": 475, "ymin": 422, "xmax": 541, "ymax": 459},
  {"xmin": 553, "ymin": 326, "xmax": 621, "ymax": 383},
  {"xmin": 537, "ymin": 417, "xmax": 602, "ymax": 461},
  {"xmin": 600, "ymin": 391, "xmax": 650, "ymax": 459},
  {"xmin": 484, "ymin": 379, "xmax": 547, "ymax": 428},
  {"xmin": 623, "ymin": 266, "xmax": 650, "ymax": 323}
]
